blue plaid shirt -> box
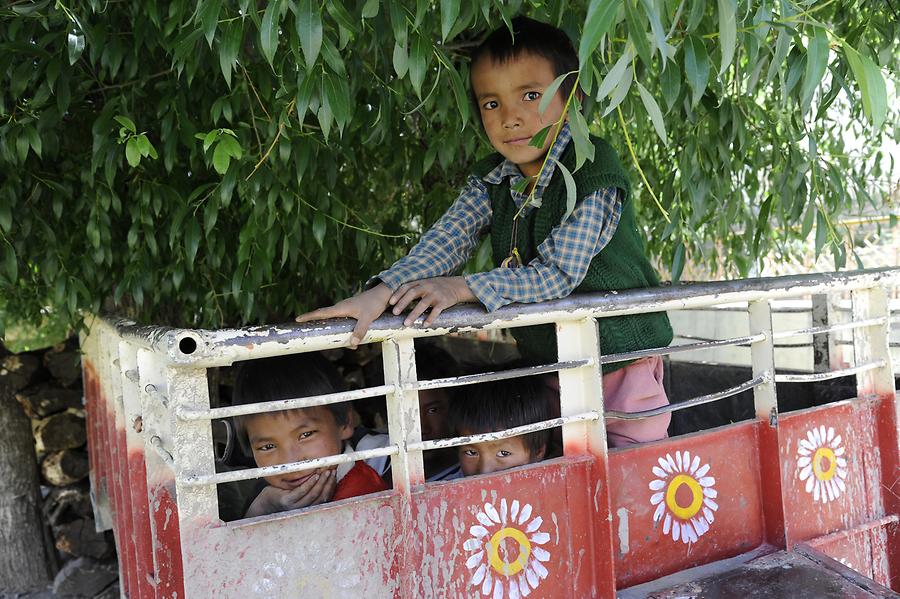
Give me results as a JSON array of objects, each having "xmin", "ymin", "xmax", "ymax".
[{"xmin": 376, "ymin": 123, "xmax": 623, "ymax": 312}]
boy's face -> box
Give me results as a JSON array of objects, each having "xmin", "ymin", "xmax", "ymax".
[
  {"xmin": 457, "ymin": 431, "xmax": 545, "ymax": 476},
  {"xmin": 246, "ymin": 406, "xmax": 352, "ymax": 490},
  {"xmin": 471, "ymin": 52, "xmax": 567, "ymax": 179}
]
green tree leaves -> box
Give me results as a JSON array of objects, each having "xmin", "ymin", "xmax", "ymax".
[{"xmin": 0, "ymin": 0, "xmax": 897, "ymax": 334}]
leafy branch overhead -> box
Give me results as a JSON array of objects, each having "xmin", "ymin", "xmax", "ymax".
[{"xmin": 0, "ymin": 0, "xmax": 897, "ymax": 334}]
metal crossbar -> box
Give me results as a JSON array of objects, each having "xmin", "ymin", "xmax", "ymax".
[
  {"xmin": 414, "ymin": 359, "xmax": 590, "ymax": 391},
  {"xmin": 408, "ymin": 411, "xmax": 601, "ymax": 452},
  {"xmin": 600, "ymin": 334, "xmax": 766, "ymax": 364},
  {"xmin": 175, "ymin": 384, "xmax": 396, "ymax": 421},
  {"xmin": 181, "ymin": 445, "xmax": 400, "ymax": 487},
  {"xmin": 605, "ymin": 373, "xmax": 771, "ymax": 420},
  {"xmin": 774, "ymin": 360, "xmax": 886, "ymax": 383},
  {"xmin": 770, "ymin": 316, "xmax": 887, "ymax": 340}
]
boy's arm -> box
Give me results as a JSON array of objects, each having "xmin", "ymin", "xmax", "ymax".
[
  {"xmin": 463, "ymin": 186, "xmax": 622, "ymax": 311},
  {"xmin": 297, "ymin": 177, "xmax": 490, "ymax": 346}
]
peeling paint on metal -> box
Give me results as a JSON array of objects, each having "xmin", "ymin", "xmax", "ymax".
[{"xmin": 617, "ymin": 507, "xmax": 630, "ymax": 555}]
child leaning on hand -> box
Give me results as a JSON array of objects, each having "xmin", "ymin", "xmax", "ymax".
[{"xmin": 298, "ymin": 17, "xmax": 673, "ymax": 447}]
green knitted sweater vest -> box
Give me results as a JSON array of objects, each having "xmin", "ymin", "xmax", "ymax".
[{"xmin": 472, "ymin": 135, "xmax": 673, "ymax": 372}]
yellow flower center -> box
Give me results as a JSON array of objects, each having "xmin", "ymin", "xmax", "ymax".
[
  {"xmin": 488, "ymin": 527, "xmax": 532, "ymax": 576},
  {"xmin": 665, "ymin": 474, "xmax": 704, "ymax": 520},
  {"xmin": 813, "ymin": 446, "xmax": 836, "ymax": 481}
]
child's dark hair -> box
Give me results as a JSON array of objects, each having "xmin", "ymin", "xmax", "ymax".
[
  {"xmin": 231, "ymin": 353, "xmax": 348, "ymax": 454},
  {"xmin": 451, "ymin": 376, "xmax": 551, "ymax": 458},
  {"xmin": 470, "ymin": 16, "xmax": 579, "ymax": 109}
]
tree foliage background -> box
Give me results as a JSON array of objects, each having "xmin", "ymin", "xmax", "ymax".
[{"xmin": 1, "ymin": 0, "xmax": 898, "ymax": 333}]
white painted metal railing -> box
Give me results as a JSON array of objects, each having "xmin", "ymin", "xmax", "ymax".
[{"xmin": 85, "ymin": 268, "xmax": 900, "ymax": 533}]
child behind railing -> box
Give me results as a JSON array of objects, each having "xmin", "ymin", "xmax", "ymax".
[
  {"xmin": 231, "ymin": 354, "xmax": 388, "ymax": 518},
  {"xmin": 451, "ymin": 377, "xmax": 552, "ymax": 476}
]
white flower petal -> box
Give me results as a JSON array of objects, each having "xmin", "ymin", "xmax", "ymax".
[
  {"xmin": 651, "ymin": 492, "xmax": 665, "ymax": 506},
  {"xmin": 690, "ymin": 456, "xmax": 701, "ymax": 475},
  {"xmin": 509, "ymin": 582, "xmax": 520, "ymax": 599},
  {"xmin": 813, "ymin": 481, "xmax": 821, "ymax": 502},
  {"xmin": 673, "ymin": 520, "xmax": 681, "ymax": 542},
  {"xmin": 663, "ymin": 513, "xmax": 672, "ymax": 534},
  {"xmin": 518, "ymin": 575, "xmax": 531, "ymax": 597},
  {"xmin": 526, "ymin": 565, "xmax": 538, "ymax": 589},
  {"xmin": 467, "ymin": 551, "xmax": 485, "ymax": 570},
  {"xmin": 836, "ymin": 457, "xmax": 847, "ymax": 469},
  {"xmin": 695, "ymin": 463, "xmax": 710, "ymax": 478},
  {"xmin": 798, "ymin": 456, "xmax": 811, "ymax": 468},
  {"xmin": 799, "ymin": 465, "xmax": 812, "ymax": 481},
  {"xmin": 532, "ymin": 559, "xmax": 549, "ymax": 580},
  {"xmin": 649, "ymin": 479, "xmax": 666, "ymax": 491},
  {"xmin": 666, "ymin": 454, "xmax": 678, "ymax": 471},
  {"xmin": 464, "ymin": 538, "xmax": 483, "ymax": 551},
  {"xmin": 836, "ymin": 468, "xmax": 848, "ymax": 480},
  {"xmin": 819, "ymin": 425, "xmax": 827, "ymax": 445},
  {"xmin": 798, "ymin": 444, "xmax": 812, "ymax": 456},
  {"xmin": 676, "ymin": 452, "xmax": 684, "ymax": 471},
  {"xmin": 653, "ymin": 502, "xmax": 666, "ymax": 523},
  {"xmin": 693, "ymin": 517, "xmax": 708, "ymax": 535},
  {"xmin": 703, "ymin": 487, "xmax": 718, "ymax": 498},
  {"xmin": 530, "ymin": 532, "xmax": 550, "ymax": 545},
  {"xmin": 652, "ymin": 466, "xmax": 667, "ymax": 478},
  {"xmin": 485, "ymin": 503, "xmax": 501, "ymax": 524},
  {"xmin": 511, "ymin": 500, "xmax": 520, "ymax": 522},
  {"xmin": 805, "ymin": 476, "xmax": 815, "ymax": 494},
  {"xmin": 500, "ymin": 498, "xmax": 508, "ymax": 525},
  {"xmin": 807, "ymin": 430, "xmax": 818, "ymax": 447},
  {"xmin": 704, "ymin": 498, "xmax": 719, "ymax": 511},
  {"xmin": 834, "ymin": 446, "xmax": 845, "ymax": 457},
  {"xmin": 471, "ymin": 525, "xmax": 489, "ymax": 538},
  {"xmin": 493, "ymin": 581, "xmax": 503, "ymax": 599},
  {"xmin": 472, "ymin": 563, "xmax": 486, "ymax": 585},
  {"xmin": 518, "ymin": 504, "xmax": 532, "ymax": 525},
  {"xmin": 526, "ymin": 517, "xmax": 543, "ymax": 533},
  {"xmin": 835, "ymin": 477, "xmax": 846, "ymax": 492},
  {"xmin": 482, "ymin": 568, "xmax": 493, "ymax": 596},
  {"xmin": 703, "ymin": 507, "xmax": 715, "ymax": 523},
  {"xmin": 681, "ymin": 520, "xmax": 695, "ymax": 542},
  {"xmin": 826, "ymin": 427, "xmax": 835, "ymax": 442},
  {"xmin": 658, "ymin": 457, "xmax": 673, "ymax": 473},
  {"xmin": 533, "ymin": 546, "xmax": 551, "ymax": 562},
  {"xmin": 698, "ymin": 476, "xmax": 715, "ymax": 487},
  {"xmin": 831, "ymin": 435, "xmax": 842, "ymax": 449},
  {"xmin": 478, "ymin": 512, "xmax": 494, "ymax": 527}
]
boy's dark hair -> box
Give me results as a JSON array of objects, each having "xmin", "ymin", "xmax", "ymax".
[
  {"xmin": 451, "ymin": 376, "xmax": 552, "ymax": 458},
  {"xmin": 231, "ymin": 353, "xmax": 349, "ymax": 454},
  {"xmin": 469, "ymin": 16, "xmax": 579, "ymax": 111}
]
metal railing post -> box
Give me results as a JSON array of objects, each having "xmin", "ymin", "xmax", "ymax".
[
  {"xmin": 381, "ymin": 337, "xmax": 424, "ymax": 598},
  {"xmin": 851, "ymin": 286, "xmax": 895, "ymax": 397},
  {"xmin": 556, "ymin": 318, "xmax": 615, "ymax": 598},
  {"xmin": 749, "ymin": 299, "xmax": 777, "ymax": 421}
]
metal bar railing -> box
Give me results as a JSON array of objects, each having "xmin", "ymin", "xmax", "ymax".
[
  {"xmin": 605, "ymin": 373, "xmax": 771, "ymax": 420},
  {"xmin": 601, "ymin": 334, "xmax": 766, "ymax": 364},
  {"xmin": 175, "ymin": 385, "xmax": 396, "ymax": 421},
  {"xmin": 409, "ymin": 411, "xmax": 601, "ymax": 452},
  {"xmin": 770, "ymin": 316, "xmax": 887, "ymax": 340},
  {"xmin": 181, "ymin": 445, "xmax": 400, "ymax": 487},
  {"xmin": 674, "ymin": 333, "xmax": 809, "ymax": 349},
  {"xmin": 414, "ymin": 359, "xmax": 590, "ymax": 391},
  {"xmin": 773, "ymin": 360, "xmax": 886, "ymax": 383},
  {"xmin": 109, "ymin": 268, "xmax": 900, "ymax": 367}
]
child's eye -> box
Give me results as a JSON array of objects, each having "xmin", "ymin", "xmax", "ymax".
[
  {"xmin": 524, "ymin": 91, "xmax": 541, "ymax": 101},
  {"xmin": 256, "ymin": 443, "xmax": 275, "ymax": 452},
  {"xmin": 482, "ymin": 100, "xmax": 498, "ymax": 110},
  {"xmin": 497, "ymin": 450, "xmax": 512, "ymax": 458},
  {"xmin": 462, "ymin": 448, "xmax": 479, "ymax": 457},
  {"xmin": 299, "ymin": 430, "xmax": 315, "ymax": 439}
]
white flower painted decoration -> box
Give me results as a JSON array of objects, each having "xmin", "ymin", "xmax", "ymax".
[
  {"xmin": 797, "ymin": 425, "xmax": 847, "ymax": 503},
  {"xmin": 649, "ymin": 451, "xmax": 718, "ymax": 544},
  {"xmin": 463, "ymin": 498, "xmax": 551, "ymax": 598}
]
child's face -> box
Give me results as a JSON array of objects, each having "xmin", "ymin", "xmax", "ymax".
[
  {"xmin": 471, "ymin": 52, "xmax": 567, "ymax": 179},
  {"xmin": 457, "ymin": 432, "xmax": 545, "ymax": 476},
  {"xmin": 246, "ymin": 406, "xmax": 352, "ymax": 491}
]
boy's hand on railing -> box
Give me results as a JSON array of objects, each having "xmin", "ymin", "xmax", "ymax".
[
  {"xmin": 244, "ymin": 469, "xmax": 337, "ymax": 517},
  {"xmin": 389, "ymin": 276, "xmax": 476, "ymax": 328},
  {"xmin": 296, "ymin": 283, "xmax": 393, "ymax": 349}
]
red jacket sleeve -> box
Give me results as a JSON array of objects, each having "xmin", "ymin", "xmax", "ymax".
[{"xmin": 332, "ymin": 462, "xmax": 389, "ymax": 501}]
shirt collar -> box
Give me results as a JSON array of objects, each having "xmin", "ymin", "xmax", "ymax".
[{"xmin": 483, "ymin": 122, "xmax": 572, "ymax": 189}]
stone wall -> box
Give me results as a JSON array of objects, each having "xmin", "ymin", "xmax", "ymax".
[{"xmin": 1, "ymin": 340, "xmax": 118, "ymax": 599}]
